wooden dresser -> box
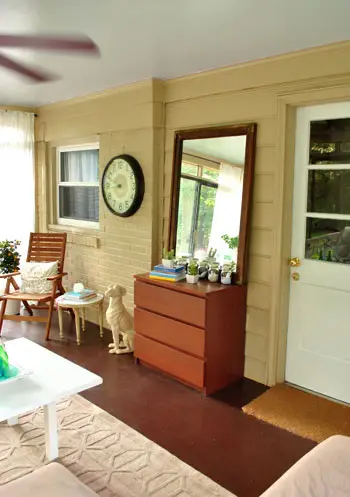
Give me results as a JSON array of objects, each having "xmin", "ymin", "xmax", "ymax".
[{"xmin": 134, "ymin": 273, "xmax": 247, "ymax": 395}]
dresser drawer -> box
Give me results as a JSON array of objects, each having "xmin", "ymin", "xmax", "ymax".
[
  {"xmin": 135, "ymin": 281, "xmax": 206, "ymax": 328},
  {"xmin": 134, "ymin": 334, "xmax": 204, "ymax": 388},
  {"xmin": 134, "ymin": 308, "xmax": 205, "ymax": 358}
]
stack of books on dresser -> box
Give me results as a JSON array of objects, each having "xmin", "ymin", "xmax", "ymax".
[
  {"xmin": 61, "ymin": 288, "xmax": 97, "ymax": 302},
  {"xmin": 149, "ymin": 264, "xmax": 186, "ymax": 282}
]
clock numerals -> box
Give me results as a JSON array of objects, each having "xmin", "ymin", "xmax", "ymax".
[
  {"xmin": 107, "ymin": 192, "xmax": 112, "ymax": 201},
  {"xmin": 118, "ymin": 160, "xmax": 124, "ymax": 170},
  {"xmin": 119, "ymin": 203, "xmax": 123, "ymax": 211},
  {"xmin": 105, "ymin": 182, "xmax": 110, "ymax": 189}
]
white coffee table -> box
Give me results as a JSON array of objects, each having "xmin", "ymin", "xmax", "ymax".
[{"xmin": 0, "ymin": 338, "xmax": 102, "ymax": 461}]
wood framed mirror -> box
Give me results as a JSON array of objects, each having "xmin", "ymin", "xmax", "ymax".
[{"xmin": 168, "ymin": 123, "xmax": 257, "ymax": 284}]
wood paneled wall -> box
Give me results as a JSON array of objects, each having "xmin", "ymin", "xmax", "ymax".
[
  {"xmin": 161, "ymin": 41, "xmax": 350, "ymax": 384},
  {"xmin": 34, "ymin": 40, "xmax": 350, "ymax": 384}
]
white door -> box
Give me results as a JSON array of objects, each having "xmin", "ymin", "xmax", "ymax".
[{"xmin": 286, "ymin": 102, "xmax": 350, "ymax": 403}]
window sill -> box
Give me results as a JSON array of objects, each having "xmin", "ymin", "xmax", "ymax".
[
  {"xmin": 48, "ymin": 223, "xmax": 100, "ymax": 235},
  {"xmin": 48, "ymin": 224, "xmax": 100, "ymax": 249}
]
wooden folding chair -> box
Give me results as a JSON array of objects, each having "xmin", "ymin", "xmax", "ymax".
[{"xmin": 0, "ymin": 232, "xmax": 70, "ymax": 340}]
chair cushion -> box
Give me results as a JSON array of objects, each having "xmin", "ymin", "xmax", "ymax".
[
  {"xmin": 20, "ymin": 261, "xmax": 58, "ymax": 294},
  {"xmin": 0, "ymin": 463, "xmax": 99, "ymax": 497}
]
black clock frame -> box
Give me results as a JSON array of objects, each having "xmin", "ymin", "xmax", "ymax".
[{"xmin": 101, "ymin": 154, "xmax": 145, "ymax": 218}]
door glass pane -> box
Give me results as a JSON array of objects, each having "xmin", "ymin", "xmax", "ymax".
[
  {"xmin": 176, "ymin": 178, "xmax": 198, "ymax": 257},
  {"xmin": 309, "ymin": 119, "xmax": 350, "ymax": 165},
  {"xmin": 307, "ymin": 170, "xmax": 350, "ymax": 214},
  {"xmin": 305, "ymin": 217, "xmax": 350, "ymax": 263},
  {"xmin": 193, "ymin": 184, "xmax": 217, "ymax": 259}
]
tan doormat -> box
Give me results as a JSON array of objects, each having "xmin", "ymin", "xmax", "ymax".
[{"xmin": 242, "ymin": 383, "xmax": 350, "ymax": 443}]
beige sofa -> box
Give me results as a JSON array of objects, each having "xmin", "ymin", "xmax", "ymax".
[
  {"xmin": 261, "ymin": 435, "xmax": 350, "ymax": 496},
  {"xmin": 0, "ymin": 463, "xmax": 99, "ymax": 497},
  {"xmin": 0, "ymin": 435, "xmax": 349, "ymax": 497}
]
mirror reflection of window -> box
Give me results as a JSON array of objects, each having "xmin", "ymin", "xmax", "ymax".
[{"xmin": 175, "ymin": 136, "xmax": 246, "ymax": 264}]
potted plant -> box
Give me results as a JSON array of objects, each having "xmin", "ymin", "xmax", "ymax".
[
  {"xmin": 0, "ymin": 240, "xmax": 21, "ymax": 315},
  {"xmin": 162, "ymin": 248, "xmax": 175, "ymax": 269},
  {"xmin": 186, "ymin": 259, "xmax": 199, "ymax": 284},
  {"xmin": 220, "ymin": 260, "xmax": 237, "ymax": 285},
  {"xmin": 221, "ymin": 235, "xmax": 239, "ymax": 284}
]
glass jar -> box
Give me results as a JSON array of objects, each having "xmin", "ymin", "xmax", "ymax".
[
  {"xmin": 198, "ymin": 260, "xmax": 209, "ymax": 280},
  {"xmin": 175, "ymin": 256, "xmax": 188, "ymax": 272},
  {"xmin": 208, "ymin": 262, "xmax": 220, "ymax": 283},
  {"xmin": 220, "ymin": 264, "xmax": 232, "ymax": 285}
]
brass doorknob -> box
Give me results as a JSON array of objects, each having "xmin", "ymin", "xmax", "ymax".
[
  {"xmin": 288, "ymin": 257, "xmax": 301, "ymax": 267},
  {"xmin": 292, "ymin": 272, "xmax": 300, "ymax": 281}
]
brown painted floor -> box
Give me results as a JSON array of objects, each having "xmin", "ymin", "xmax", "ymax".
[{"xmin": 1, "ymin": 315, "xmax": 316, "ymax": 497}]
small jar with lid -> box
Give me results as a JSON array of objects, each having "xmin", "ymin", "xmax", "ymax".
[
  {"xmin": 220, "ymin": 263, "xmax": 232, "ymax": 285},
  {"xmin": 175, "ymin": 256, "xmax": 188, "ymax": 272},
  {"xmin": 198, "ymin": 260, "xmax": 209, "ymax": 280},
  {"xmin": 208, "ymin": 262, "xmax": 220, "ymax": 283}
]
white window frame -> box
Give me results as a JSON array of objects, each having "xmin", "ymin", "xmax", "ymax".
[{"xmin": 57, "ymin": 143, "xmax": 100, "ymax": 229}]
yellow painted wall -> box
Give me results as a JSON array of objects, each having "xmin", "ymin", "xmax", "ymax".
[
  {"xmin": 162, "ymin": 41, "xmax": 350, "ymax": 384},
  {"xmin": 35, "ymin": 80, "xmax": 164, "ymax": 323},
  {"xmin": 35, "ymin": 41, "xmax": 350, "ymax": 385}
]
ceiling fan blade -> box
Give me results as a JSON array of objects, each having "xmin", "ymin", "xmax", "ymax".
[
  {"xmin": 0, "ymin": 53, "xmax": 55, "ymax": 82},
  {"xmin": 0, "ymin": 35, "xmax": 99, "ymax": 54}
]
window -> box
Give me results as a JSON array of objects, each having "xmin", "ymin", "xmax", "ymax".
[
  {"xmin": 176, "ymin": 160, "xmax": 218, "ymax": 258},
  {"xmin": 305, "ymin": 119, "xmax": 350, "ymax": 263},
  {"xmin": 57, "ymin": 144, "xmax": 99, "ymax": 228}
]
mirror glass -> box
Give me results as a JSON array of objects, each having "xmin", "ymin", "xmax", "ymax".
[{"xmin": 175, "ymin": 135, "xmax": 247, "ymax": 267}]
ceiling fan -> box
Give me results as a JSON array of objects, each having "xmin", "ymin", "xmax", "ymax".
[{"xmin": 0, "ymin": 34, "xmax": 99, "ymax": 82}]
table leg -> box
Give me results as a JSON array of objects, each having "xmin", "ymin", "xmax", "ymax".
[
  {"xmin": 81, "ymin": 307, "xmax": 86, "ymax": 332},
  {"xmin": 44, "ymin": 402, "xmax": 58, "ymax": 461},
  {"xmin": 74, "ymin": 309, "xmax": 81, "ymax": 345},
  {"xmin": 99, "ymin": 301, "xmax": 104, "ymax": 338},
  {"xmin": 7, "ymin": 416, "xmax": 18, "ymax": 426},
  {"xmin": 58, "ymin": 306, "xmax": 64, "ymax": 340}
]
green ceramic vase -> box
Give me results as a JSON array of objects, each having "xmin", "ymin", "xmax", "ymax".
[{"xmin": 0, "ymin": 344, "xmax": 9, "ymax": 378}]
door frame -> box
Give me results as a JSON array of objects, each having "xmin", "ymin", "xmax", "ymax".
[{"xmin": 268, "ymin": 81, "xmax": 350, "ymax": 386}]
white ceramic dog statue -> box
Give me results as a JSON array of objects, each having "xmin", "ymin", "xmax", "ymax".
[{"xmin": 105, "ymin": 284, "xmax": 134, "ymax": 354}]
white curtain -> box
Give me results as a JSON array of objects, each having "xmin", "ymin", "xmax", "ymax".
[
  {"xmin": 0, "ymin": 111, "xmax": 35, "ymax": 259},
  {"xmin": 209, "ymin": 163, "xmax": 243, "ymax": 263},
  {"xmin": 60, "ymin": 149, "xmax": 98, "ymax": 182}
]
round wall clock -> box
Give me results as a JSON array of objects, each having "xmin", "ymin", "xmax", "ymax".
[{"xmin": 102, "ymin": 154, "xmax": 145, "ymax": 217}]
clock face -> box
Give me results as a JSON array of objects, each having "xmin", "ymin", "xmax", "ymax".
[{"xmin": 102, "ymin": 155, "xmax": 144, "ymax": 217}]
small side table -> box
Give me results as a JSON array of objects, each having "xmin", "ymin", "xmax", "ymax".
[{"xmin": 56, "ymin": 294, "xmax": 104, "ymax": 345}]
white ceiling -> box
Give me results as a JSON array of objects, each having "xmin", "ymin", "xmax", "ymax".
[
  {"xmin": 183, "ymin": 137, "xmax": 246, "ymax": 166},
  {"xmin": 1, "ymin": 0, "xmax": 350, "ymax": 107}
]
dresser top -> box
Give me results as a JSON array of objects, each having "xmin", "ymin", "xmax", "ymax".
[{"xmin": 135, "ymin": 273, "xmax": 240, "ymax": 297}]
